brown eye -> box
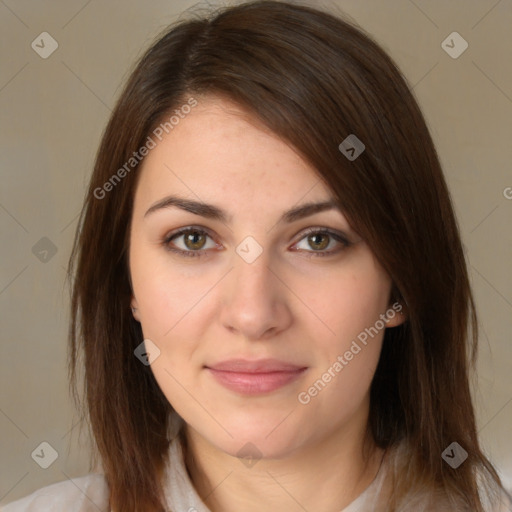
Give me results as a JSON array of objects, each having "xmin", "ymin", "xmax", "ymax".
[
  {"xmin": 163, "ymin": 227, "xmax": 217, "ymax": 258},
  {"xmin": 182, "ymin": 230, "xmax": 208, "ymax": 250},
  {"xmin": 307, "ymin": 233, "xmax": 330, "ymax": 251},
  {"xmin": 293, "ymin": 228, "xmax": 351, "ymax": 257}
]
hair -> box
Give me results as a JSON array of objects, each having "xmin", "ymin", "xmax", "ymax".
[{"xmin": 67, "ymin": 1, "xmax": 510, "ymax": 511}]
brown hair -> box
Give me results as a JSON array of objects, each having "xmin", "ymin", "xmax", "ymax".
[{"xmin": 68, "ymin": 1, "xmax": 509, "ymax": 510}]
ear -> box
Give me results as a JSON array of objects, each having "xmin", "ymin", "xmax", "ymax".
[
  {"xmin": 131, "ymin": 296, "xmax": 141, "ymax": 322},
  {"xmin": 385, "ymin": 300, "xmax": 407, "ymax": 328}
]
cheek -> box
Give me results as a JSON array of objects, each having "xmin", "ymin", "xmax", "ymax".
[
  {"xmin": 130, "ymin": 246, "xmax": 210, "ymax": 338},
  {"xmin": 295, "ymin": 260, "xmax": 390, "ymax": 422},
  {"xmin": 298, "ymin": 260, "xmax": 391, "ymax": 349},
  {"xmin": 133, "ymin": 276, "xmax": 175, "ymax": 339},
  {"xmin": 129, "ymin": 247, "xmax": 217, "ymax": 401},
  {"xmin": 302, "ymin": 340, "xmax": 382, "ymax": 433}
]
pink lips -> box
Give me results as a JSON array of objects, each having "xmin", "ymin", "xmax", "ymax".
[{"xmin": 205, "ymin": 359, "xmax": 308, "ymax": 395}]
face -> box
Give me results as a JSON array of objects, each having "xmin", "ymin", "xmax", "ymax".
[{"xmin": 129, "ymin": 95, "xmax": 404, "ymax": 460}]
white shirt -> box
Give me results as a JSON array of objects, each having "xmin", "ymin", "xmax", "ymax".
[
  {"xmin": 1, "ymin": 436, "xmax": 509, "ymax": 511},
  {"xmin": 0, "ymin": 435, "xmax": 385, "ymax": 512}
]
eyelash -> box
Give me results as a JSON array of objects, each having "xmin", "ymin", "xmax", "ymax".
[{"xmin": 161, "ymin": 226, "xmax": 352, "ymax": 259}]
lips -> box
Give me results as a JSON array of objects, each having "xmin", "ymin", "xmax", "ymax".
[
  {"xmin": 207, "ymin": 358, "xmax": 306, "ymax": 373},
  {"xmin": 205, "ymin": 358, "xmax": 308, "ymax": 395}
]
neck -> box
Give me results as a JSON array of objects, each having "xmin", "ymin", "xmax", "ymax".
[{"xmin": 182, "ymin": 419, "xmax": 384, "ymax": 512}]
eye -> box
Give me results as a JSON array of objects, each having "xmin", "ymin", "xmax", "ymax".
[
  {"xmin": 162, "ymin": 226, "xmax": 353, "ymax": 259},
  {"xmin": 162, "ymin": 227, "xmax": 218, "ymax": 258},
  {"xmin": 292, "ymin": 228, "xmax": 352, "ymax": 257}
]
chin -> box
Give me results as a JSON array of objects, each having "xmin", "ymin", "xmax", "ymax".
[
  {"xmin": 219, "ymin": 435, "xmax": 301, "ymax": 462},
  {"xmin": 206, "ymin": 413, "xmax": 312, "ymax": 461}
]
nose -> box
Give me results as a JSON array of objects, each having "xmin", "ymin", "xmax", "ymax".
[{"xmin": 219, "ymin": 248, "xmax": 292, "ymax": 341}]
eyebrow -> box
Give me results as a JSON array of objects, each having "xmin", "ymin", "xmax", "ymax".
[{"xmin": 144, "ymin": 194, "xmax": 341, "ymax": 224}]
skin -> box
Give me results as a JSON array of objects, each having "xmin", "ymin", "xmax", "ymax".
[{"xmin": 129, "ymin": 95, "xmax": 406, "ymax": 512}]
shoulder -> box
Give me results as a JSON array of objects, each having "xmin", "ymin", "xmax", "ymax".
[
  {"xmin": 0, "ymin": 473, "xmax": 109, "ymax": 512},
  {"xmin": 482, "ymin": 487, "xmax": 512, "ymax": 512}
]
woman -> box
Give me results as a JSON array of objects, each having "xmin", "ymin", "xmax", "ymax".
[{"xmin": 3, "ymin": 1, "xmax": 510, "ymax": 511}]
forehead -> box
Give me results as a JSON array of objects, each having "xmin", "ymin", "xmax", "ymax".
[{"xmin": 133, "ymin": 95, "xmax": 332, "ymax": 209}]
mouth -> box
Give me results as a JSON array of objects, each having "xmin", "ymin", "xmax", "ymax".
[{"xmin": 205, "ymin": 358, "xmax": 308, "ymax": 395}]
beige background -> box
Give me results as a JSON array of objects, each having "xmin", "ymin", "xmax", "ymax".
[{"xmin": 1, "ymin": 0, "xmax": 511, "ymax": 505}]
